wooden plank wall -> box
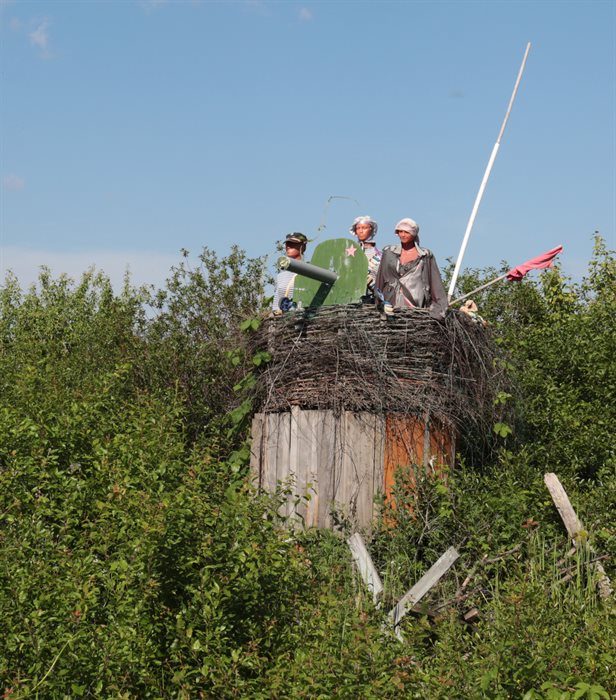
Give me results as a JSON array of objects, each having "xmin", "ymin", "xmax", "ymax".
[{"xmin": 250, "ymin": 410, "xmax": 453, "ymax": 530}]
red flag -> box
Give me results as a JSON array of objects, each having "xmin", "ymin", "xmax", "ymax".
[{"xmin": 506, "ymin": 245, "xmax": 563, "ymax": 281}]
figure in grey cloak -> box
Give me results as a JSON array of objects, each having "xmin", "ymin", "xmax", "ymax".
[{"xmin": 374, "ymin": 218, "xmax": 447, "ymax": 319}]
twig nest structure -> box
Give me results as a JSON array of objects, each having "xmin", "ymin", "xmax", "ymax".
[{"xmin": 252, "ymin": 305, "xmax": 497, "ymax": 430}]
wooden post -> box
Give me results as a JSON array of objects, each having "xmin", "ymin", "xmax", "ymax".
[
  {"xmin": 544, "ymin": 473, "xmax": 612, "ymax": 599},
  {"xmin": 389, "ymin": 546, "xmax": 460, "ymax": 636},
  {"xmin": 347, "ymin": 533, "xmax": 384, "ymax": 605}
]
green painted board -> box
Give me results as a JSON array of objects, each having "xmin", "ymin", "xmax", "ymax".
[{"xmin": 293, "ymin": 238, "xmax": 368, "ymax": 308}]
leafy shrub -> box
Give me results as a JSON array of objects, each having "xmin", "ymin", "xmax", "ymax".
[
  {"xmin": 1, "ymin": 240, "xmax": 614, "ymax": 697},
  {"xmin": 142, "ymin": 245, "xmax": 271, "ymax": 445}
]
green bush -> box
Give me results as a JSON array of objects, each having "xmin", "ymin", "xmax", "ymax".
[{"xmin": 1, "ymin": 240, "xmax": 614, "ymax": 698}]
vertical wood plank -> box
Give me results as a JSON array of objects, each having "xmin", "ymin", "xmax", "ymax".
[
  {"xmin": 304, "ymin": 410, "xmax": 321, "ymax": 528},
  {"xmin": 373, "ymin": 414, "xmax": 386, "ymax": 523},
  {"xmin": 428, "ymin": 418, "xmax": 455, "ymax": 472},
  {"xmin": 384, "ymin": 414, "xmax": 424, "ymax": 509},
  {"xmin": 249, "ymin": 413, "xmax": 264, "ymax": 490},
  {"xmin": 262, "ymin": 413, "xmax": 279, "ymax": 496},
  {"xmin": 333, "ymin": 412, "xmax": 348, "ymax": 523},
  {"xmin": 339, "ymin": 412, "xmax": 356, "ymax": 525},
  {"xmin": 338, "ymin": 411, "xmax": 362, "ymax": 525},
  {"xmin": 287, "ymin": 406, "xmax": 301, "ymax": 520},
  {"xmin": 352, "ymin": 413, "xmax": 379, "ymax": 529},
  {"xmin": 275, "ymin": 412, "xmax": 291, "ymax": 518},
  {"xmin": 317, "ymin": 410, "xmax": 337, "ymax": 529},
  {"xmin": 293, "ymin": 408, "xmax": 319, "ymax": 525},
  {"xmin": 423, "ymin": 415, "xmax": 431, "ymax": 468}
]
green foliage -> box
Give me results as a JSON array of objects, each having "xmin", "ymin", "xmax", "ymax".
[
  {"xmin": 1, "ymin": 239, "xmax": 615, "ymax": 697},
  {"xmin": 455, "ymin": 235, "xmax": 616, "ymax": 480},
  {"xmin": 143, "ymin": 245, "xmax": 271, "ymax": 445}
]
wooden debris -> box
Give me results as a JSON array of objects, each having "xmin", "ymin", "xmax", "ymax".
[
  {"xmin": 544, "ymin": 472, "xmax": 612, "ymax": 599},
  {"xmin": 347, "ymin": 533, "xmax": 384, "ymax": 605},
  {"xmin": 389, "ymin": 546, "xmax": 460, "ymax": 636},
  {"xmin": 462, "ymin": 607, "xmax": 480, "ymax": 623},
  {"xmin": 544, "ymin": 473, "xmax": 583, "ymax": 539}
]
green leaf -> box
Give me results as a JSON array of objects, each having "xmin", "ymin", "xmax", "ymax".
[{"xmin": 493, "ymin": 422, "xmax": 513, "ymax": 438}]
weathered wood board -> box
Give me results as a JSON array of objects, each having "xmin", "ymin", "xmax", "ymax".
[
  {"xmin": 250, "ymin": 409, "xmax": 455, "ymax": 530},
  {"xmin": 389, "ymin": 546, "xmax": 460, "ymax": 634},
  {"xmin": 544, "ymin": 472, "xmax": 612, "ymax": 599},
  {"xmin": 347, "ymin": 533, "xmax": 384, "ymax": 605}
]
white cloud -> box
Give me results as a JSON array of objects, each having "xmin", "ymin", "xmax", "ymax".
[
  {"xmin": 2, "ymin": 174, "xmax": 26, "ymax": 191},
  {"xmin": 298, "ymin": 7, "xmax": 313, "ymax": 21},
  {"xmin": 29, "ymin": 19, "xmax": 51, "ymax": 58},
  {"xmin": 0, "ymin": 247, "xmax": 182, "ymax": 292}
]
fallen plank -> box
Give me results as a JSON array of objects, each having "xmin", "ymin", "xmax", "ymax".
[
  {"xmin": 544, "ymin": 473, "xmax": 583, "ymax": 539},
  {"xmin": 347, "ymin": 533, "xmax": 384, "ymax": 605},
  {"xmin": 389, "ymin": 546, "xmax": 460, "ymax": 630},
  {"xmin": 544, "ymin": 472, "xmax": 612, "ymax": 599}
]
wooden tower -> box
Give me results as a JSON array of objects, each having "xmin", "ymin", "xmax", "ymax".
[{"xmin": 250, "ymin": 304, "xmax": 494, "ymax": 530}]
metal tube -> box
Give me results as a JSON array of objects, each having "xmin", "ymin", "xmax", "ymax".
[{"xmin": 278, "ymin": 256, "xmax": 338, "ymax": 285}]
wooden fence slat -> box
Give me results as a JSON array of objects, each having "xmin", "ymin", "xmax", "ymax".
[
  {"xmin": 275, "ymin": 412, "xmax": 292, "ymax": 517},
  {"xmin": 340, "ymin": 413, "xmax": 374, "ymax": 527},
  {"xmin": 347, "ymin": 533, "xmax": 384, "ymax": 605},
  {"xmin": 334, "ymin": 413, "xmax": 352, "ymax": 523},
  {"xmin": 389, "ymin": 546, "xmax": 460, "ymax": 629},
  {"xmin": 544, "ymin": 472, "xmax": 612, "ymax": 599},
  {"xmin": 303, "ymin": 410, "xmax": 320, "ymax": 528},
  {"xmin": 291, "ymin": 406, "xmax": 307, "ymax": 522},
  {"xmin": 352, "ymin": 414, "xmax": 371, "ymax": 527},
  {"xmin": 249, "ymin": 414, "xmax": 264, "ymax": 490},
  {"xmin": 372, "ymin": 414, "xmax": 386, "ymax": 523},
  {"xmin": 263, "ymin": 413, "xmax": 281, "ymax": 496},
  {"xmin": 317, "ymin": 411, "xmax": 337, "ymax": 529}
]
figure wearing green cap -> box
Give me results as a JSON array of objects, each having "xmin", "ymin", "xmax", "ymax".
[{"xmin": 272, "ymin": 233, "xmax": 308, "ymax": 313}]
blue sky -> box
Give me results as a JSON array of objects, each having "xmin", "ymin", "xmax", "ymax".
[{"xmin": 1, "ymin": 0, "xmax": 614, "ymax": 293}]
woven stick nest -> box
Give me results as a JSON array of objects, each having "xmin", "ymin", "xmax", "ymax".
[{"xmin": 251, "ymin": 305, "xmax": 503, "ymax": 432}]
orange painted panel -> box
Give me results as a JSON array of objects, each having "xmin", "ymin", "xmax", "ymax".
[{"xmin": 384, "ymin": 414, "xmax": 455, "ymax": 509}]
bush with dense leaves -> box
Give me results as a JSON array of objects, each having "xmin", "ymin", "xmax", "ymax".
[{"xmin": 0, "ymin": 240, "xmax": 614, "ymax": 698}]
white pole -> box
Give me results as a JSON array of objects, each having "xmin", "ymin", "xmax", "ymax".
[
  {"xmin": 448, "ymin": 273, "xmax": 508, "ymax": 306},
  {"xmin": 447, "ymin": 42, "xmax": 532, "ymax": 301}
]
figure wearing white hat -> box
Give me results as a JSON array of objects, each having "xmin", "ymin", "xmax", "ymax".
[
  {"xmin": 349, "ymin": 215, "xmax": 382, "ymax": 300},
  {"xmin": 374, "ymin": 219, "xmax": 447, "ymax": 319}
]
